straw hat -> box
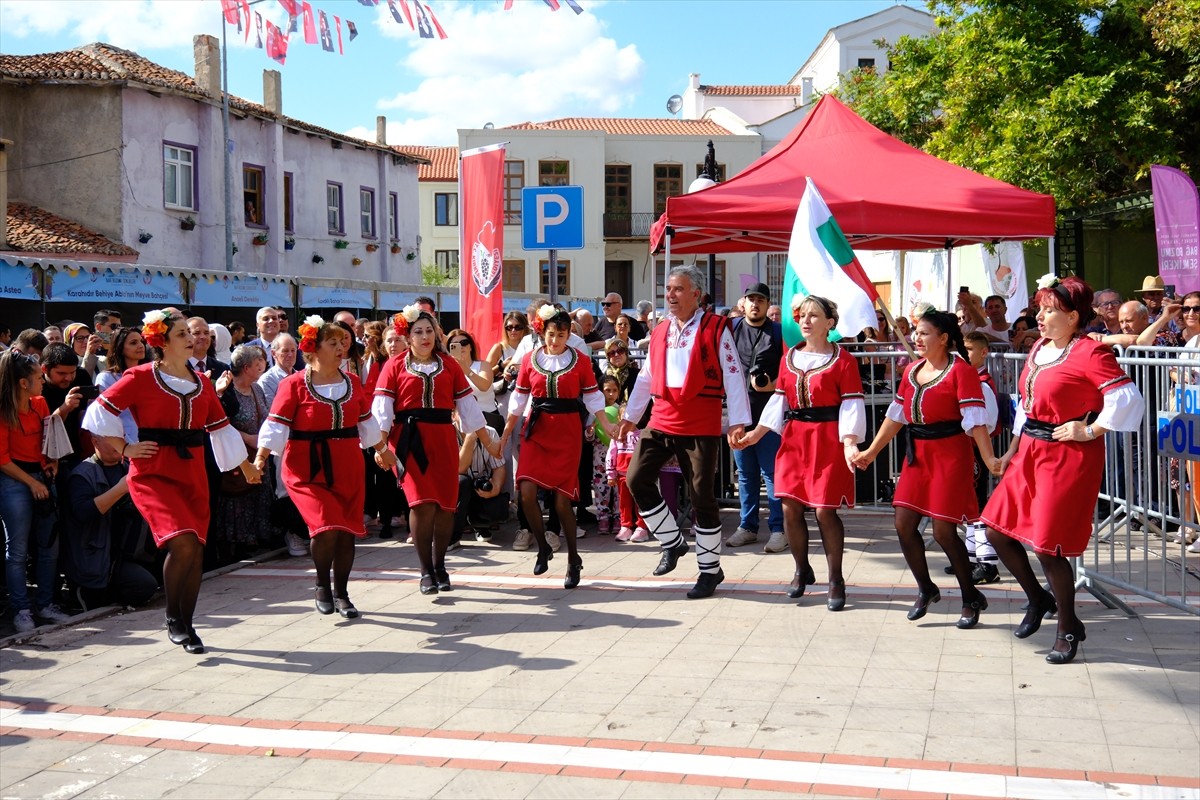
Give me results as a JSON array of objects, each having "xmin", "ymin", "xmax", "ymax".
[{"xmin": 1135, "ymin": 275, "xmax": 1165, "ymax": 294}]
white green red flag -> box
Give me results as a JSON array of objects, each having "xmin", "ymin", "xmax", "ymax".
[{"xmin": 781, "ymin": 178, "xmax": 879, "ymax": 346}]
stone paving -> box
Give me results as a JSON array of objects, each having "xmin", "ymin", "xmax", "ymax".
[{"xmin": 1, "ymin": 510, "xmax": 1198, "ymax": 799}]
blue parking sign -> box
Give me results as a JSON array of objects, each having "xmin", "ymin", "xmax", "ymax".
[{"xmin": 522, "ymin": 186, "xmax": 584, "ymax": 250}]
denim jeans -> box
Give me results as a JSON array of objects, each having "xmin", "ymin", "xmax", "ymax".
[
  {"xmin": 732, "ymin": 429, "xmax": 783, "ymax": 533},
  {"xmin": 1, "ymin": 471, "xmax": 59, "ymax": 612}
]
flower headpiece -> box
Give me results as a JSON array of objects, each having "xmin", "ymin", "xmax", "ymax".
[
  {"xmin": 1035, "ymin": 273, "xmax": 1061, "ymax": 291},
  {"xmin": 297, "ymin": 314, "xmax": 324, "ymax": 353},
  {"xmin": 531, "ymin": 304, "xmax": 558, "ymax": 336},
  {"xmin": 392, "ymin": 304, "xmax": 422, "ymax": 337},
  {"xmin": 1036, "ymin": 273, "xmax": 1075, "ymax": 309},
  {"xmin": 141, "ymin": 309, "xmax": 171, "ymax": 349}
]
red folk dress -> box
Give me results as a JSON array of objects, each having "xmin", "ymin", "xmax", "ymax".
[
  {"xmin": 981, "ymin": 337, "xmax": 1136, "ymax": 557},
  {"xmin": 266, "ymin": 370, "xmax": 374, "ymax": 537},
  {"xmin": 891, "ymin": 354, "xmax": 986, "ymax": 524},
  {"xmin": 86, "ymin": 363, "xmax": 235, "ymax": 546},
  {"xmin": 512, "ymin": 348, "xmax": 601, "ymax": 500},
  {"xmin": 773, "ymin": 345, "xmax": 865, "ymax": 509},
  {"xmin": 375, "ymin": 352, "xmax": 472, "ymax": 512}
]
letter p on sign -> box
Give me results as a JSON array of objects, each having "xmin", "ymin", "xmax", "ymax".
[{"xmin": 522, "ymin": 186, "xmax": 584, "ymax": 251}]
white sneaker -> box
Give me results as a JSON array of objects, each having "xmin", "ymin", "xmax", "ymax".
[
  {"xmin": 13, "ymin": 609, "xmax": 35, "ymax": 633},
  {"xmin": 285, "ymin": 532, "xmax": 309, "ymax": 557},
  {"xmin": 36, "ymin": 604, "xmax": 72, "ymax": 624},
  {"xmin": 1188, "ymin": 538, "xmax": 1200, "ymax": 554},
  {"xmin": 363, "ymin": 514, "xmax": 374, "ymax": 527},
  {"xmin": 630, "ymin": 528, "xmax": 651, "ymax": 543},
  {"xmin": 576, "ymin": 528, "xmax": 588, "ymax": 539},
  {"xmin": 513, "ymin": 529, "xmax": 534, "ymax": 551},
  {"xmin": 763, "ymin": 531, "xmax": 790, "ymax": 553},
  {"xmin": 615, "ymin": 527, "xmax": 633, "ymax": 542},
  {"xmin": 545, "ymin": 531, "xmax": 562, "ymax": 552},
  {"xmin": 725, "ymin": 527, "xmax": 759, "ymax": 547}
]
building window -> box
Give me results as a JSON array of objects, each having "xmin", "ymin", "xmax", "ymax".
[
  {"xmin": 857, "ymin": 57, "xmax": 876, "ymax": 71},
  {"xmin": 243, "ymin": 164, "xmax": 265, "ymax": 226},
  {"xmin": 539, "ymin": 160, "xmax": 569, "ymax": 186},
  {"xmin": 653, "ymin": 163, "xmax": 682, "ymax": 218},
  {"xmin": 694, "ymin": 163, "xmax": 727, "ymax": 182},
  {"xmin": 504, "ymin": 160, "xmax": 524, "ymax": 225},
  {"xmin": 360, "ymin": 187, "xmax": 376, "ymax": 238},
  {"xmin": 283, "ymin": 172, "xmax": 294, "ymax": 233},
  {"xmin": 388, "ymin": 192, "xmax": 399, "ymax": 240},
  {"xmin": 503, "ymin": 259, "xmax": 525, "ymax": 293},
  {"xmin": 163, "ymin": 142, "xmax": 196, "ymax": 211},
  {"xmin": 434, "ymin": 192, "xmax": 458, "ymax": 226},
  {"xmin": 605, "ymin": 164, "xmax": 631, "ymax": 214},
  {"xmin": 539, "ymin": 258, "xmax": 570, "ymax": 295},
  {"xmin": 765, "ymin": 254, "xmax": 786, "ymax": 298},
  {"xmin": 435, "ymin": 250, "xmax": 459, "ymax": 277},
  {"xmin": 327, "ymin": 182, "xmax": 344, "ymax": 234}
]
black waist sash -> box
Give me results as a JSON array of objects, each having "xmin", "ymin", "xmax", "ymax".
[
  {"xmin": 1022, "ymin": 412, "xmax": 1098, "ymax": 443},
  {"xmin": 140, "ymin": 428, "xmax": 205, "ymax": 459},
  {"xmin": 905, "ymin": 420, "xmax": 963, "ymax": 466},
  {"xmin": 784, "ymin": 405, "xmax": 839, "ymax": 423},
  {"xmin": 291, "ymin": 426, "xmax": 358, "ymax": 487},
  {"xmin": 526, "ymin": 397, "xmax": 585, "ymax": 440},
  {"xmin": 12, "ymin": 459, "xmax": 43, "ymax": 474},
  {"xmin": 393, "ymin": 408, "xmax": 453, "ymax": 473}
]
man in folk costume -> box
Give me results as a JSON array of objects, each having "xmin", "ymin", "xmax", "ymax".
[{"xmin": 620, "ymin": 266, "xmax": 751, "ymax": 598}]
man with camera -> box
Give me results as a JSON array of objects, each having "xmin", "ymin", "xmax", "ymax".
[
  {"xmin": 454, "ymin": 425, "xmax": 509, "ymax": 547},
  {"xmin": 725, "ymin": 283, "xmax": 786, "ymax": 553}
]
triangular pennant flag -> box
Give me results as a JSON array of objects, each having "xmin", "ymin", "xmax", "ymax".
[
  {"xmin": 334, "ymin": 15, "xmax": 344, "ymax": 54},
  {"xmin": 265, "ymin": 20, "xmax": 289, "ymax": 65},
  {"xmin": 503, "ymin": 0, "xmax": 513, "ymax": 8},
  {"xmin": 423, "ymin": 4, "xmax": 447, "ymax": 39},
  {"xmin": 356, "ymin": 0, "xmax": 377, "ymax": 5},
  {"xmin": 386, "ymin": 0, "xmax": 404, "ymax": 25},
  {"xmin": 318, "ymin": 9, "xmax": 335, "ymax": 51},
  {"xmin": 254, "ymin": 11, "xmax": 264, "ymax": 48},
  {"xmin": 287, "ymin": 14, "xmax": 298, "ymax": 34},
  {"xmin": 411, "ymin": 1, "xmax": 434, "ymax": 38},
  {"xmin": 277, "ymin": 0, "xmax": 298, "ymax": 17},
  {"xmin": 241, "ymin": 0, "xmax": 252, "ymax": 40},
  {"xmin": 302, "ymin": 2, "xmax": 317, "ymax": 44},
  {"xmin": 399, "ymin": 0, "xmax": 414, "ymax": 30},
  {"xmin": 221, "ymin": 0, "xmax": 240, "ymax": 25},
  {"xmin": 562, "ymin": 0, "xmax": 583, "ymax": 13},
  {"xmin": 347, "ymin": 20, "xmax": 359, "ymax": 41},
  {"xmin": 542, "ymin": 0, "xmax": 561, "ymax": 9}
]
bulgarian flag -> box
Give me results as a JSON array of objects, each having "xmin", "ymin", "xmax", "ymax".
[{"xmin": 781, "ymin": 178, "xmax": 880, "ymax": 346}]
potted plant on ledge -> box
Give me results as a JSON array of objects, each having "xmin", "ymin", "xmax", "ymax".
[
  {"xmin": 365, "ymin": 243, "xmax": 379, "ymax": 253},
  {"xmin": 333, "ymin": 239, "xmax": 349, "ymax": 250},
  {"xmin": 284, "ymin": 235, "xmax": 296, "ymax": 251},
  {"xmin": 180, "ymin": 216, "xmax": 196, "ymax": 231},
  {"xmin": 390, "ymin": 241, "xmax": 401, "ymax": 254},
  {"xmin": 252, "ymin": 232, "xmax": 269, "ymax": 246}
]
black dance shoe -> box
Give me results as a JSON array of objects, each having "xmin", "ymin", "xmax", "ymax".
[
  {"xmin": 1014, "ymin": 589, "xmax": 1057, "ymax": 639},
  {"xmin": 533, "ymin": 545, "xmax": 554, "ymax": 576},
  {"xmin": 827, "ymin": 579, "xmax": 846, "ymax": 612},
  {"xmin": 1046, "ymin": 623, "xmax": 1086, "ymax": 665},
  {"xmin": 652, "ymin": 541, "xmax": 691, "ymax": 576},
  {"xmin": 315, "ymin": 586, "xmax": 335, "ymax": 615},
  {"xmin": 183, "ymin": 627, "xmax": 205, "ymax": 655},
  {"xmin": 686, "ymin": 569, "xmax": 725, "ymax": 599},
  {"xmin": 956, "ymin": 591, "xmax": 989, "ymax": 629},
  {"xmin": 419, "ymin": 574, "xmax": 439, "ymax": 595},
  {"xmin": 435, "ymin": 568, "xmax": 452, "ymax": 592},
  {"xmin": 907, "ymin": 586, "xmax": 941, "ymax": 621},
  {"xmin": 334, "ymin": 597, "xmax": 359, "ymax": 619},
  {"xmin": 786, "ymin": 564, "xmax": 817, "ymax": 598},
  {"xmin": 564, "ymin": 559, "xmax": 582, "ymax": 589},
  {"xmin": 166, "ymin": 617, "xmax": 191, "ymax": 645}
]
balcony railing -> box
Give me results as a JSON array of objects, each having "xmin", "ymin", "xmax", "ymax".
[{"xmin": 603, "ymin": 212, "xmax": 657, "ymax": 239}]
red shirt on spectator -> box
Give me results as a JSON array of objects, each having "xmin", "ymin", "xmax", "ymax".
[{"xmin": 0, "ymin": 396, "xmax": 50, "ymax": 469}]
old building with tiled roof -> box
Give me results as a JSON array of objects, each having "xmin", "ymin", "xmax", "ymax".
[{"xmin": 6, "ymin": 201, "xmax": 138, "ymax": 258}]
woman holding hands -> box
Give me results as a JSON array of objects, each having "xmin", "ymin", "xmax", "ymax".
[
  {"xmin": 255, "ymin": 317, "xmax": 394, "ymax": 619},
  {"xmin": 742, "ymin": 296, "xmax": 865, "ymax": 611},
  {"xmin": 852, "ymin": 310, "xmax": 999, "ymax": 629}
]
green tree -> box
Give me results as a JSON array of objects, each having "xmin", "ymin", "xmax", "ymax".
[{"xmin": 835, "ymin": 0, "xmax": 1200, "ymax": 211}]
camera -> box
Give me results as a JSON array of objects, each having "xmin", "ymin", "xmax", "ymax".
[
  {"xmin": 473, "ymin": 476, "xmax": 493, "ymax": 494},
  {"xmin": 751, "ymin": 370, "xmax": 770, "ymax": 389}
]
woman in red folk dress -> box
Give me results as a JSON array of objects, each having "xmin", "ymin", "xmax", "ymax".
[
  {"xmin": 373, "ymin": 306, "xmax": 500, "ymax": 595},
  {"xmin": 982, "ymin": 276, "xmax": 1143, "ymax": 664},
  {"xmin": 254, "ymin": 317, "xmax": 395, "ymax": 619},
  {"xmin": 499, "ymin": 307, "xmax": 615, "ymax": 589},
  {"xmin": 853, "ymin": 310, "xmax": 1000, "ymax": 628},
  {"xmin": 742, "ymin": 296, "xmax": 865, "ymax": 611},
  {"xmin": 83, "ymin": 310, "xmax": 261, "ymax": 654}
]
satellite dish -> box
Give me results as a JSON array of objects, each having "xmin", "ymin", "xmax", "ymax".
[
  {"xmin": 666, "ymin": 95, "xmax": 683, "ymax": 115},
  {"xmin": 483, "ymin": 122, "xmax": 494, "ymax": 129}
]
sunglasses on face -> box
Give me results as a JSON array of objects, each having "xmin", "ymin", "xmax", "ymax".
[
  {"xmin": 601, "ymin": 301, "xmax": 619, "ymax": 306},
  {"xmin": 505, "ymin": 325, "xmax": 525, "ymax": 332},
  {"xmin": 1183, "ymin": 306, "xmax": 1200, "ymax": 314},
  {"xmin": 448, "ymin": 340, "xmax": 470, "ymax": 349},
  {"xmin": 260, "ymin": 315, "xmax": 281, "ymax": 322}
]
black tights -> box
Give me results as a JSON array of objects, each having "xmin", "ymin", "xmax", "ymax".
[
  {"xmin": 410, "ymin": 503, "xmax": 453, "ymax": 577},
  {"xmin": 519, "ymin": 481, "xmax": 580, "ymax": 566},
  {"xmin": 163, "ymin": 533, "xmax": 204, "ymax": 626},
  {"xmin": 894, "ymin": 507, "xmax": 979, "ymax": 608},
  {"xmin": 311, "ymin": 530, "xmax": 356, "ymax": 599},
  {"xmin": 784, "ymin": 501, "xmax": 844, "ymax": 585},
  {"xmin": 987, "ymin": 527, "xmax": 1079, "ymax": 650}
]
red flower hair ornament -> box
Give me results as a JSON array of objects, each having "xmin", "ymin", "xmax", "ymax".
[{"xmin": 297, "ymin": 315, "xmax": 324, "ymax": 353}]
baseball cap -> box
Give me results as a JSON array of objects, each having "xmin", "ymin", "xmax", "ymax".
[{"xmin": 744, "ymin": 282, "xmax": 770, "ymax": 300}]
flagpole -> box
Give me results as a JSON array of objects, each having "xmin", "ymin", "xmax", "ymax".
[{"xmin": 877, "ymin": 303, "xmax": 916, "ymax": 360}]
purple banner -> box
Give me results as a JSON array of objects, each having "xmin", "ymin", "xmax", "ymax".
[{"xmin": 1151, "ymin": 165, "xmax": 1200, "ymax": 294}]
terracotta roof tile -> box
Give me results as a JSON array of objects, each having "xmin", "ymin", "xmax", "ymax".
[
  {"xmin": 6, "ymin": 201, "xmax": 138, "ymax": 256},
  {"xmin": 393, "ymin": 145, "xmax": 458, "ymax": 181},
  {"xmin": 699, "ymin": 84, "xmax": 804, "ymax": 97},
  {"xmin": 504, "ymin": 117, "xmax": 735, "ymax": 136}
]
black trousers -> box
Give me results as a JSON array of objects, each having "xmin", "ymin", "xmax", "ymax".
[{"xmin": 626, "ymin": 429, "xmax": 721, "ymax": 530}]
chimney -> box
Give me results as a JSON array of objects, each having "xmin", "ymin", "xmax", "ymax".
[
  {"xmin": 0, "ymin": 138, "xmax": 10, "ymax": 250},
  {"xmin": 194, "ymin": 35, "xmax": 221, "ymax": 97},
  {"xmin": 689, "ymin": 73, "xmax": 700, "ymax": 91},
  {"xmin": 263, "ymin": 70, "xmax": 283, "ymax": 116},
  {"xmin": 801, "ymin": 77, "xmax": 814, "ymax": 107},
  {"xmin": 376, "ymin": 116, "xmax": 388, "ymax": 146}
]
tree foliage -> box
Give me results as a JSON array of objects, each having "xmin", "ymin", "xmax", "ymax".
[{"xmin": 835, "ymin": 0, "xmax": 1200, "ymax": 211}]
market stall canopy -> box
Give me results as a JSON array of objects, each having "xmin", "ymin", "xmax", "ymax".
[{"xmin": 650, "ymin": 95, "xmax": 1056, "ymax": 255}]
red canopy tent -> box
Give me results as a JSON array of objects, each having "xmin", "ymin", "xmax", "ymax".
[{"xmin": 649, "ymin": 95, "xmax": 1056, "ymax": 255}]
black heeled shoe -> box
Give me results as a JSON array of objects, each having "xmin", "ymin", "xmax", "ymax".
[
  {"xmin": 183, "ymin": 627, "xmax": 205, "ymax": 655},
  {"xmin": 1046, "ymin": 623, "xmax": 1086, "ymax": 664},
  {"xmin": 435, "ymin": 568, "xmax": 452, "ymax": 592},
  {"xmin": 827, "ymin": 579, "xmax": 846, "ymax": 612},
  {"xmin": 786, "ymin": 564, "xmax": 817, "ymax": 599},
  {"xmin": 956, "ymin": 591, "xmax": 989, "ymax": 629},
  {"xmin": 1014, "ymin": 589, "xmax": 1057, "ymax": 639},
  {"xmin": 652, "ymin": 541, "xmax": 690, "ymax": 576},
  {"xmin": 907, "ymin": 586, "xmax": 941, "ymax": 620},
  {"xmin": 334, "ymin": 597, "xmax": 359, "ymax": 619},
  {"xmin": 314, "ymin": 586, "xmax": 335, "ymax": 615},
  {"xmin": 166, "ymin": 617, "xmax": 191, "ymax": 645},
  {"xmin": 564, "ymin": 559, "xmax": 582, "ymax": 589},
  {"xmin": 419, "ymin": 574, "xmax": 439, "ymax": 595},
  {"xmin": 533, "ymin": 545, "xmax": 553, "ymax": 576}
]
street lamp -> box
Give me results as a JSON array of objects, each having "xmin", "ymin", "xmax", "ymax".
[{"xmin": 687, "ymin": 140, "xmax": 719, "ymax": 304}]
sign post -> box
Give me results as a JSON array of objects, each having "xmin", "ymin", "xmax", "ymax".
[{"xmin": 522, "ymin": 185, "xmax": 584, "ymax": 305}]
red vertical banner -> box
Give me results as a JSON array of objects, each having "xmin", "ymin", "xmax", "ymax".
[{"xmin": 459, "ymin": 143, "xmax": 506, "ymax": 352}]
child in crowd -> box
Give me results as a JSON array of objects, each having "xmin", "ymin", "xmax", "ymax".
[
  {"xmin": 957, "ymin": 332, "xmax": 1004, "ymax": 583},
  {"xmin": 591, "ymin": 376, "xmax": 621, "ymax": 535},
  {"xmin": 607, "ymin": 403, "xmax": 650, "ymax": 542}
]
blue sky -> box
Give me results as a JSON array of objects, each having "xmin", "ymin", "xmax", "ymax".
[{"xmin": 1, "ymin": 0, "xmax": 925, "ymax": 145}]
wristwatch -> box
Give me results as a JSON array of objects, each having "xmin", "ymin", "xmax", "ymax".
[{"xmin": 1085, "ymin": 425, "xmax": 1096, "ymax": 440}]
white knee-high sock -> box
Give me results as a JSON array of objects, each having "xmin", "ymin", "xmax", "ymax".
[
  {"xmin": 965, "ymin": 524, "xmax": 978, "ymax": 562},
  {"xmin": 693, "ymin": 523, "xmax": 722, "ymax": 574},
  {"xmin": 974, "ymin": 523, "xmax": 997, "ymax": 564},
  {"xmin": 640, "ymin": 501, "xmax": 683, "ymax": 550}
]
